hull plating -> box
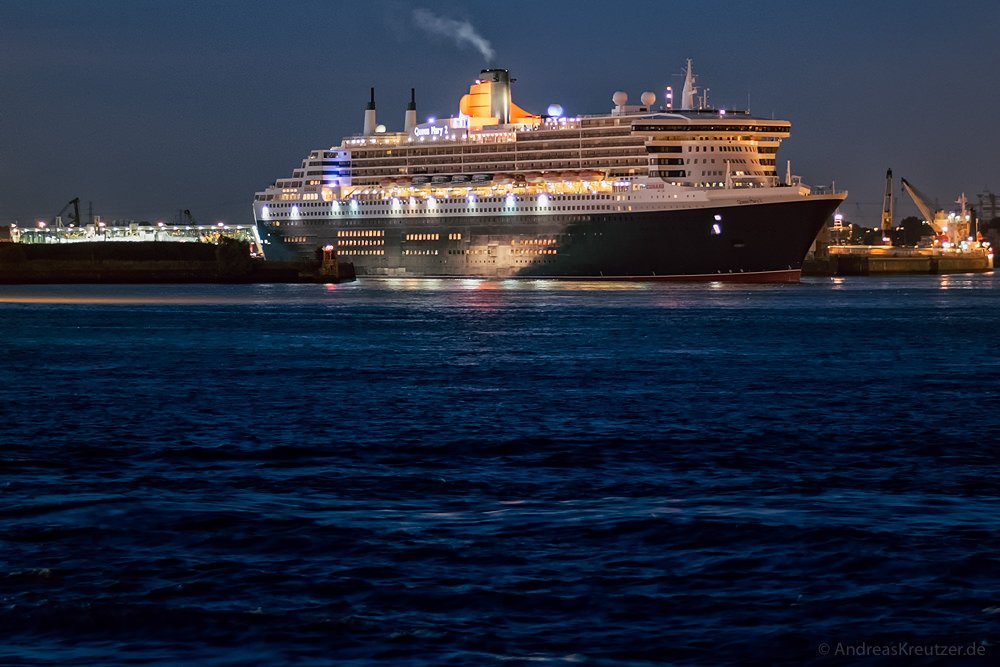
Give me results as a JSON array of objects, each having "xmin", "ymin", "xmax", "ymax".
[{"xmin": 259, "ymin": 197, "xmax": 842, "ymax": 282}]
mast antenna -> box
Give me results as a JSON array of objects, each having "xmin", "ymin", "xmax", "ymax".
[{"xmin": 681, "ymin": 59, "xmax": 697, "ymax": 110}]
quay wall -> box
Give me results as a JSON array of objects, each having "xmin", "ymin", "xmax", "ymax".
[{"xmin": 0, "ymin": 241, "xmax": 354, "ymax": 284}]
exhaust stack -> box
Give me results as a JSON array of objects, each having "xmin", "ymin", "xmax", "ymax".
[
  {"xmin": 480, "ymin": 69, "xmax": 511, "ymax": 124},
  {"xmin": 459, "ymin": 68, "xmax": 538, "ymax": 129},
  {"xmin": 363, "ymin": 87, "xmax": 377, "ymax": 135},
  {"xmin": 404, "ymin": 88, "xmax": 417, "ymax": 133}
]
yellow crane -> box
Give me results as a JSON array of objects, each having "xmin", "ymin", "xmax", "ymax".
[
  {"xmin": 900, "ymin": 178, "xmax": 944, "ymax": 234},
  {"xmin": 900, "ymin": 178, "xmax": 976, "ymax": 245}
]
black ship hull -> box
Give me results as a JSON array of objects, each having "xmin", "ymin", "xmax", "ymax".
[{"xmin": 259, "ymin": 196, "xmax": 843, "ymax": 282}]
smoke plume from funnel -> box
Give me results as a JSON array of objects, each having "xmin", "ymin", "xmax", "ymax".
[{"xmin": 412, "ymin": 8, "xmax": 495, "ymax": 62}]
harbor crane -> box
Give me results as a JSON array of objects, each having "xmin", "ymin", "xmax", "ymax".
[
  {"xmin": 176, "ymin": 208, "xmax": 199, "ymax": 226},
  {"xmin": 901, "ymin": 178, "xmax": 975, "ymax": 243},
  {"xmin": 900, "ymin": 178, "xmax": 944, "ymax": 234},
  {"xmin": 880, "ymin": 169, "xmax": 894, "ymax": 241},
  {"xmin": 51, "ymin": 197, "xmax": 81, "ymax": 228}
]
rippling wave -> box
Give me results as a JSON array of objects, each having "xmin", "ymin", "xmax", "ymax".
[{"xmin": 1, "ymin": 276, "xmax": 998, "ymax": 665}]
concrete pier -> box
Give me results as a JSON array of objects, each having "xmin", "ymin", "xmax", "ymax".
[
  {"xmin": 803, "ymin": 245, "xmax": 993, "ymax": 276},
  {"xmin": 0, "ymin": 239, "xmax": 355, "ymax": 284}
]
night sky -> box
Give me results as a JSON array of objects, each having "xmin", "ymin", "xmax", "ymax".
[{"xmin": 2, "ymin": 0, "xmax": 998, "ymax": 228}]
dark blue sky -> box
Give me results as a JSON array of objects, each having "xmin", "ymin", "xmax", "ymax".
[{"xmin": 2, "ymin": 0, "xmax": 998, "ymax": 227}]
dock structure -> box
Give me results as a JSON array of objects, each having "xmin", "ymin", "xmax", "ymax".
[
  {"xmin": 805, "ymin": 245, "xmax": 993, "ymax": 276},
  {"xmin": 0, "ymin": 238, "xmax": 354, "ymax": 284},
  {"xmin": 9, "ymin": 222, "xmax": 262, "ymax": 253}
]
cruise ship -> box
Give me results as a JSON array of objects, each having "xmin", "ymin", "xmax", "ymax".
[{"xmin": 252, "ymin": 62, "xmax": 846, "ymax": 281}]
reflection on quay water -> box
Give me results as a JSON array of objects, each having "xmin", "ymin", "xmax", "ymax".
[
  {"xmin": 378, "ymin": 277, "xmax": 652, "ymax": 291},
  {"xmin": 0, "ymin": 272, "xmax": 994, "ymax": 306},
  {"xmin": 808, "ymin": 273, "xmax": 995, "ymax": 291}
]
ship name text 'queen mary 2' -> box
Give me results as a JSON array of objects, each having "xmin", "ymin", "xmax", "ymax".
[{"xmin": 252, "ymin": 61, "xmax": 846, "ymax": 281}]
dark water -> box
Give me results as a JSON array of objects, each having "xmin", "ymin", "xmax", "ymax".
[{"xmin": 2, "ymin": 275, "xmax": 998, "ymax": 665}]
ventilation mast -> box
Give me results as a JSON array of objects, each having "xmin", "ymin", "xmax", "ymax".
[
  {"xmin": 404, "ymin": 88, "xmax": 417, "ymax": 133},
  {"xmin": 363, "ymin": 87, "xmax": 377, "ymax": 135}
]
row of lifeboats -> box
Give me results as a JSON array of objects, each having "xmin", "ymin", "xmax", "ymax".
[{"xmin": 379, "ymin": 170, "xmax": 606, "ymax": 188}]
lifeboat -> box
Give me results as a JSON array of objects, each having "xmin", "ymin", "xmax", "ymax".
[
  {"xmin": 523, "ymin": 171, "xmax": 544, "ymax": 183},
  {"xmin": 581, "ymin": 170, "xmax": 605, "ymax": 181},
  {"xmin": 494, "ymin": 173, "xmax": 514, "ymax": 184}
]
